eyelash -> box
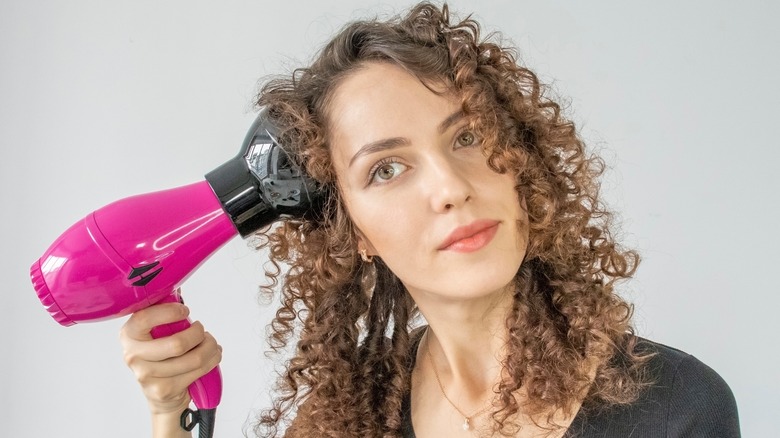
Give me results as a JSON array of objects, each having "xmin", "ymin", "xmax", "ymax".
[
  {"xmin": 364, "ymin": 127, "xmax": 481, "ymax": 186},
  {"xmin": 367, "ymin": 157, "xmax": 407, "ymax": 186},
  {"xmin": 454, "ymin": 127, "xmax": 481, "ymax": 148}
]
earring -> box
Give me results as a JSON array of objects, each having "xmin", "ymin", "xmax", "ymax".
[{"xmin": 359, "ymin": 248, "xmax": 374, "ymax": 263}]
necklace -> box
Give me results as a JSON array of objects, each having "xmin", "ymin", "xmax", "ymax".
[{"xmin": 423, "ymin": 328, "xmax": 495, "ymax": 431}]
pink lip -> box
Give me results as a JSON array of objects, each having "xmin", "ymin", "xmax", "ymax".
[{"xmin": 438, "ymin": 219, "xmax": 501, "ymax": 252}]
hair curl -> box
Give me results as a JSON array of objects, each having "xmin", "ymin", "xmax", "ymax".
[{"xmin": 252, "ymin": 3, "xmax": 651, "ymax": 437}]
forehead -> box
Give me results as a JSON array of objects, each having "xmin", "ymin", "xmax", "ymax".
[{"xmin": 326, "ymin": 63, "xmax": 459, "ymax": 164}]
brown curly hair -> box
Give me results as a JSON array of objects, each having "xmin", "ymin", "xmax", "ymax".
[{"xmin": 252, "ymin": 2, "xmax": 651, "ymax": 437}]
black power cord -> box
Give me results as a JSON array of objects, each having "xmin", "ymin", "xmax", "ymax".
[{"xmin": 181, "ymin": 408, "xmax": 217, "ymax": 438}]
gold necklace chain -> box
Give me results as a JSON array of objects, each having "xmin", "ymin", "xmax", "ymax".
[{"xmin": 423, "ymin": 328, "xmax": 495, "ymax": 431}]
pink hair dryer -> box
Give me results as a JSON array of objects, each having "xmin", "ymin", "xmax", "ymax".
[{"xmin": 29, "ymin": 110, "xmax": 323, "ymax": 436}]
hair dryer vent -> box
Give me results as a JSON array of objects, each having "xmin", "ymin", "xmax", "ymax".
[{"xmin": 30, "ymin": 259, "xmax": 74, "ymax": 326}]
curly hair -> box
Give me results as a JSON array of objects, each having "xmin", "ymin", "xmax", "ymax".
[{"xmin": 252, "ymin": 2, "xmax": 651, "ymax": 437}]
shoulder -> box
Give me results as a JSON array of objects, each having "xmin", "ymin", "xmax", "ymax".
[
  {"xmin": 637, "ymin": 337, "xmax": 730, "ymax": 396},
  {"xmin": 568, "ymin": 337, "xmax": 740, "ymax": 438},
  {"xmin": 641, "ymin": 338, "xmax": 740, "ymax": 436},
  {"xmin": 638, "ymin": 338, "xmax": 732, "ymax": 399}
]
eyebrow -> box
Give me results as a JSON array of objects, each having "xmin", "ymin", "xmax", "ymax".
[
  {"xmin": 347, "ymin": 110, "xmax": 465, "ymax": 168},
  {"xmin": 438, "ymin": 110, "xmax": 465, "ymax": 134}
]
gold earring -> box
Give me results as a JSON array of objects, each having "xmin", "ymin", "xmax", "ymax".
[{"xmin": 359, "ymin": 248, "xmax": 374, "ymax": 263}]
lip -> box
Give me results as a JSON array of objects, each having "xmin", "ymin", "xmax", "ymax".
[{"xmin": 438, "ymin": 219, "xmax": 501, "ymax": 252}]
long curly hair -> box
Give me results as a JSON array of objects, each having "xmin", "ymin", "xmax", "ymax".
[{"xmin": 252, "ymin": 2, "xmax": 651, "ymax": 437}]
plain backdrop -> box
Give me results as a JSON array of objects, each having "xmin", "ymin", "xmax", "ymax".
[{"xmin": 2, "ymin": 1, "xmax": 777, "ymax": 436}]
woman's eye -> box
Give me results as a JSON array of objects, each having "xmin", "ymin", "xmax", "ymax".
[
  {"xmin": 370, "ymin": 161, "xmax": 408, "ymax": 184},
  {"xmin": 456, "ymin": 130, "xmax": 479, "ymax": 148}
]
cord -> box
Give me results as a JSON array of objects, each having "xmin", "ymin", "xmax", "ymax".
[{"xmin": 181, "ymin": 408, "xmax": 217, "ymax": 438}]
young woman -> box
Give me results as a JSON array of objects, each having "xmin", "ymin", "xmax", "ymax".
[{"xmin": 119, "ymin": 3, "xmax": 740, "ymax": 437}]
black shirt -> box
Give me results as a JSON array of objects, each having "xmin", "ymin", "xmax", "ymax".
[{"xmin": 401, "ymin": 329, "xmax": 740, "ymax": 437}]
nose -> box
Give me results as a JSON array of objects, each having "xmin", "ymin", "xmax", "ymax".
[{"xmin": 424, "ymin": 155, "xmax": 474, "ymax": 213}]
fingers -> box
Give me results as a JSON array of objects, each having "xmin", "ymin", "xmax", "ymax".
[
  {"xmin": 122, "ymin": 320, "xmax": 206, "ymax": 363},
  {"xmin": 119, "ymin": 301, "xmax": 224, "ymax": 414},
  {"xmin": 135, "ymin": 330, "xmax": 222, "ymax": 379},
  {"xmin": 137, "ymin": 333, "xmax": 223, "ymax": 409},
  {"xmin": 122, "ymin": 302, "xmax": 189, "ymax": 341}
]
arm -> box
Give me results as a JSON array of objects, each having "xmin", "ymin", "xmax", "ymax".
[{"xmin": 119, "ymin": 299, "xmax": 222, "ymax": 438}]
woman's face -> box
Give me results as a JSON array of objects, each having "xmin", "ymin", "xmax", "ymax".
[{"xmin": 328, "ymin": 62, "xmax": 528, "ymax": 302}]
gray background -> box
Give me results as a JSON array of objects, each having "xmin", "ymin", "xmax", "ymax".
[{"xmin": 2, "ymin": 1, "xmax": 777, "ymax": 436}]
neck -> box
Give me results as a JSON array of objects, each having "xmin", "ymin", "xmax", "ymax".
[{"xmin": 412, "ymin": 285, "xmax": 514, "ymax": 402}]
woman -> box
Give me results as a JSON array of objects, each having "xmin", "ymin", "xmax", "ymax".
[{"xmin": 120, "ymin": 3, "xmax": 740, "ymax": 437}]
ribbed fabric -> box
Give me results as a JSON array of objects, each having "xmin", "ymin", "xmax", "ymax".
[{"xmin": 401, "ymin": 330, "xmax": 740, "ymax": 438}]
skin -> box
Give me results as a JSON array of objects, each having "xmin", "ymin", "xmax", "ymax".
[
  {"xmin": 327, "ymin": 62, "xmax": 539, "ymax": 436},
  {"xmin": 328, "ymin": 62, "xmax": 528, "ymax": 306}
]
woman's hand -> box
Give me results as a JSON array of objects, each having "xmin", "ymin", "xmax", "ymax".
[{"xmin": 119, "ymin": 299, "xmax": 223, "ymax": 416}]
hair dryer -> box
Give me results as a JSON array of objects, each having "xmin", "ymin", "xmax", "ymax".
[{"xmin": 29, "ymin": 110, "xmax": 323, "ymax": 436}]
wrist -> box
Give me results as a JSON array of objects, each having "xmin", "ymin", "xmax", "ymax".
[{"xmin": 151, "ymin": 408, "xmax": 192, "ymax": 438}]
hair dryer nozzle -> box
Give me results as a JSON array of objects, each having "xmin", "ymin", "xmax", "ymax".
[{"xmin": 205, "ymin": 109, "xmax": 326, "ymax": 237}]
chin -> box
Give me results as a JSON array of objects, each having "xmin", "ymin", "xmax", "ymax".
[{"xmin": 421, "ymin": 267, "xmax": 519, "ymax": 302}]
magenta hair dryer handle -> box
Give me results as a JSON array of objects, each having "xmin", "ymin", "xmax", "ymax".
[{"xmin": 150, "ymin": 293, "xmax": 222, "ymax": 410}]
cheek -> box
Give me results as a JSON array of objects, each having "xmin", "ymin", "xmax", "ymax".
[
  {"xmin": 347, "ymin": 192, "xmax": 419, "ymax": 255},
  {"xmin": 482, "ymin": 171, "xmax": 521, "ymax": 209},
  {"xmin": 487, "ymin": 172, "xmax": 528, "ymax": 242},
  {"xmin": 377, "ymin": 213, "xmax": 417, "ymax": 251}
]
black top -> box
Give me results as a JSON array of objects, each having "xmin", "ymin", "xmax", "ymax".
[{"xmin": 401, "ymin": 328, "xmax": 740, "ymax": 437}]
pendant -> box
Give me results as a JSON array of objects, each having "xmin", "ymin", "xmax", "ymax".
[{"xmin": 462, "ymin": 417, "xmax": 470, "ymax": 430}]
